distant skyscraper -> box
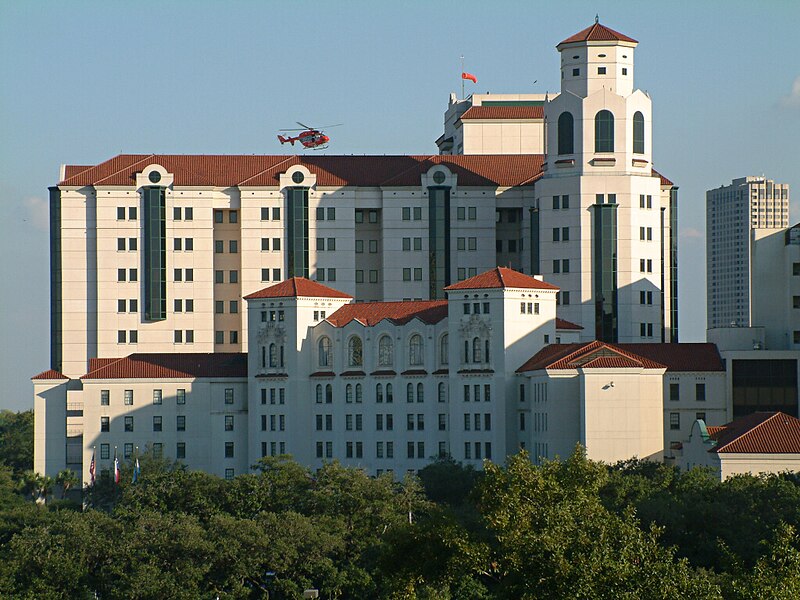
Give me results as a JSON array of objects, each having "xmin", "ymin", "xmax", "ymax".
[{"xmin": 706, "ymin": 176, "xmax": 790, "ymax": 330}]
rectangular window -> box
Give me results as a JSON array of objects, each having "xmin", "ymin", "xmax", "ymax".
[
  {"xmin": 552, "ymin": 228, "xmax": 560, "ymax": 242},
  {"xmin": 369, "ymin": 270, "xmax": 378, "ymax": 283},
  {"xmin": 369, "ymin": 240, "xmax": 377, "ymax": 253},
  {"xmin": 597, "ymin": 66, "xmax": 606, "ymax": 74},
  {"xmin": 215, "ymin": 240, "xmax": 224, "ymax": 254},
  {"xmin": 229, "ymin": 240, "xmax": 238, "ymax": 253},
  {"xmin": 438, "ymin": 413, "xmax": 446, "ymax": 431},
  {"xmin": 124, "ymin": 390, "xmax": 133, "ymax": 405},
  {"xmin": 669, "ymin": 413, "xmax": 680, "ymax": 430},
  {"xmin": 124, "ymin": 416, "xmax": 134, "ymax": 432},
  {"xmin": 176, "ymin": 442, "xmax": 186, "ymax": 459},
  {"xmin": 100, "ymin": 444, "xmax": 110, "ymax": 459},
  {"xmin": 129, "ymin": 207, "xmax": 137, "ymax": 220},
  {"xmin": 152, "ymin": 389, "xmax": 162, "ymax": 405},
  {"xmin": 153, "ymin": 416, "xmax": 162, "ymax": 432},
  {"xmin": 355, "ymin": 270, "xmax": 364, "ymax": 283},
  {"xmin": 225, "ymin": 415, "xmax": 234, "ymax": 431},
  {"xmin": 669, "ymin": 383, "xmax": 679, "ymax": 402},
  {"xmin": 177, "ymin": 389, "xmax": 186, "ymax": 405},
  {"xmin": 696, "ymin": 383, "xmax": 706, "ymax": 402},
  {"xmin": 177, "ymin": 415, "xmax": 185, "ymax": 431},
  {"xmin": 413, "ymin": 207, "xmax": 422, "ymax": 220},
  {"xmin": 100, "ymin": 416, "xmax": 109, "ymax": 432},
  {"xmin": 225, "ymin": 388, "xmax": 234, "ymax": 404},
  {"xmin": 225, "ymin": 442, "xmax": 234, "ymax": 458}
]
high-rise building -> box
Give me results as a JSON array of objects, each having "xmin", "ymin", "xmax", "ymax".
[{"xmin": 706, "ymin": 176, "xmax": 790, "ymax": 329}]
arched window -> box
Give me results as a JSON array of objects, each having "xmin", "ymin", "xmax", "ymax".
[
  {"xmin": 356, "ymin": 383, "xmax": 363, "ymax": 403},
  {"xmin": 409, "ymin": 334, "xmax": 424, "ymax": 366},
  {"xmin": 594, "ymin": 110, "xmax": 614, "ymax": 152},
  {"xmin": 485, "ymin": 340, "xmax": 490, "ymax": 363},
  {"xmin": 269, "ymin": 343, "xmax": 277, "ymax": 367},
  {"xmin": 346, "ymin": 384, "xmax": 353, "ymax": 403},
  {"xmin": 318, "ymin": 337, "xmax": 332, "ymax": 368},
  {"xmin": 316, "ymin": 384, "xmax": 323, "ymax": 404},
  {"xmin": 348, "ymin": 336, "xmax": 363, "ymax": 367},
  {"xmin": 376, "ymin": 383, "xmax": 384, "ymax": 403},
  {"xmin": 633, "ymin": 111, "xmax": 645, "ymax": 154},
  {"xmin": 472, "ymin": 337, "xmax": 482, "ymax": 363},
  {"xmin": 439, "ymin": 334, "xmax": 449, "ymax": 365},
  {"xmin": 325, "ymin": 384, "xmax": 333, "ymax": 404},
  {"xmin": 464, "ymin": 340, "xmax": 470, "ymax": 363},
  {"xmin": 407, "ymin": 383, "xmax": 414, "ymax": 403},
  {"xmin": 378, "ymin": 335, "xmax": 393, "ymax": 367},
  {"xmin": 557, "ymin": 111, "xmax": 574, "ymax": 155},
  {"xmin": 438, "ymin": 382, "xmax": 447, "ymax": 403},
  {"xmin": 386, "ymin": 383, "xmax": 394, "ymax": 403},
  {"xmin": 417, "ymin": 383, "xmax": 424, "ymax": 403}
]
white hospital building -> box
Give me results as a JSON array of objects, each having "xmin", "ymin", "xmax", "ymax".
[{"xmin": 36, "ymin": 21, "xmax": 784, "ymax": 483}]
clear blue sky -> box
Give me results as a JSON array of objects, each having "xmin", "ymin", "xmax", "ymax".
[{"xmin": 1, "ymin": 0, "xmax": 798, "ymax": 411}]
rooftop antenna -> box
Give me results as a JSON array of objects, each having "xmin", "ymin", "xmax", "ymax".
[
  {"xmin": 460, "ymin": 55, "xmax": 465, "ymax": 99},
  {"xmin": 595, "ymin": 14, "xmax": 599, "ymax": 23}
]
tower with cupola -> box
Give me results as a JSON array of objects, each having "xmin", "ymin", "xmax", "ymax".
[{"xmin": 536, "ymin": 20, "xmax": 676, "ymax": 344}]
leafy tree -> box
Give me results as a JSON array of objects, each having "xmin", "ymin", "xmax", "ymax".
[
  {"xmin": 476, "ymin": 448, "xmax": 721, "ymax": 599},
  {"xmin": 18, "ymin": 470, "xmax": 53, "ymax": 503},
  {"xmin": 417, "ymin": 456, "xmax": 482, "ymax": 507},
  {"xmin": 720, "ymin": 522, "xmax": 800, "ymax": 599},
  {"xmin": 0, "ymin": 410, "xmax": 33, "ymax": 473},
  {"xmin": 55, "ymin": 469, "xmax": 79, "ymax": 499}
]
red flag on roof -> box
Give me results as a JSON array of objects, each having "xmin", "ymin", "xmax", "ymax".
[{"xmin": 461, "ymin": 72, "xmax": 477, "ymax": 84}]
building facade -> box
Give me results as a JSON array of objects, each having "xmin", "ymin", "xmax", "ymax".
[
  {"xmin": 706, "ymin": 176, "xmax": 790, "ymax": 330},
  {"xmin": 36, "ymin": 269, "xmax": 729, "ymax": 483}
]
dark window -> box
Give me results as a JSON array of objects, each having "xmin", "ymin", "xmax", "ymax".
[
  {"xmin": 669, "ymin": 383, "xmax": 679, "ymax": 401},
  {"xmin": 633, "ymin": 111, "xmax": 645, "ymax": 154},
  {"xmin": 696, "ymin": 383, "xmax": 706, "ymax": 402},
  {"xmin": 594, "ymin": 110, "xmax": 614, "ymax": 152},
  {"xmin": 557, "ymin": 112, "xmax": 574, "ymax": 155}
]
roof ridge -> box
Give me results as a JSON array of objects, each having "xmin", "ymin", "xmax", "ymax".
[
  {"xmin": 714, "ymin": 412, "xmax": 781, "ymax": 452},
  {"xmin": 238, "ymin": 156, "xmax": 297, "ymax": 185},
  {"xmin": 93, "ymin": 155, "xmax": 157, "ymax": 186},
  {"xmin": 379, "ymin": 155, "xmax": 434, "ymax": 187}
]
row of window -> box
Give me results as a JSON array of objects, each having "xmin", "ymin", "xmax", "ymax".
[
  {"xmin": 214, "ymin": 240, "xmax": 238, "ymax": 254},
  {"xmin": 496, "ymin": 239, "xmax": 522, "ymax": 253},
  {"xmin": 557, "ymin": 110, "xmax": 644, "ymax": 155},
  {"xmin": 262, "ymin": 238, "xmax": 282, "ymax": 251},
  {"xmin": 355, "ymin": 270, "xmax": 380, "ymax": 284},
  {"xmin": 314, "ymin": 382, "xmax": 457, "ymax": 404},
  {"xmin": 117, "ymin": 237, "xmax": 138, "ymax": 251},
  {"xmin": 100, "ymin": 388, "xmax": 186, "ymax": 406},
  {"xmin": 260, "ymin": 414, "xmax": 286, "ymax": 431},
  {"xmin": 215, "ymin": 300, "xmax": 239, "ymax": 314},
  {"xmin": 260, "ymin": 388, "xmax": 286, "ymax": 405},
  {"xmin": 100, "ymin": 414, "xmax": 188, "ymax": 433},
  {"xmin": 668, "ymin": 383, "xmax": 706, "ymax": 402},
  {"xmin": 216, "ymin": 270, "xmax": 238, "ymax": 283}
]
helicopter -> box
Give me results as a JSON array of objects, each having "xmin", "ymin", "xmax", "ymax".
[{"xmin": 277, "ymin": 122, "xmax": 341, "ymax": 150}]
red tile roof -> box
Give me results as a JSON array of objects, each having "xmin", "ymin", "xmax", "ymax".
[
  {"xmin": 326, "ymin": 300, "xmax": 448, "ymax": 327},
  {"xmin": 58, "ymin": 154, "xmax": 545, "ymax": 189},
  {"xmin": 518, "ymin": 342, "xmax": 723, "ymax": 373},
  {"xmin": 244, "ymin": 277, "xmax": 352, "ymax": 300},
  {"xmin": 82, "ymin": 353, "xmax": 247, "ymax": 379},
  {"xmin": 709, "ymin": 412, "xmax": 800, "ymax": 454},
  {"xmin": 558, "ymin": 22, "xmax": 638, "ymax": 46},
  {"xmin": 517, "ymin": 340, "xmax": 666, "ymax": 372},
  {"xmin": 556, "ymin": 317, "xmax": 584, "ymax": 330},
  {"xmin": 445, "ymin": 267, "xmax": 558, "ymax": 291},
  {"xmin": 619, "ymin": 343, "xmax": 724, "ymax": 372},
  {"xmin": 653, "ymin": 169, "xmax": 674, "ymax": 187},
  {"xmin": 31, "ymin": 369, "xmax": 68, "ymax": 381},
  {"xmin": 460, "ymin": 106, "xmax": 544, "ymax": 120}
]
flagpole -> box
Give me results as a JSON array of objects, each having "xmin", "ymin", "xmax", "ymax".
[{"xmin": 460, "ymin": 55, "xmax": 465, "ymax": 99}]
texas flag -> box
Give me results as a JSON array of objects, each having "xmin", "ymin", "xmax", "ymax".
[
  {"xmin": 113, "ymin": 450, "xmax": 120, "ymax": 484},
  {"xmin": 131, "ymin": 457, "xmax": 140, "ymax": 484},
  {"xmin": 461, "ymin": 72, "xmax": 478, "ymax": 84}
]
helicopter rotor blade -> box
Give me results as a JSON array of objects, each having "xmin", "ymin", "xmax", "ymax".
[{"xmin": 296, "ymin": 121, "xmax": 314, "ymax": 129}]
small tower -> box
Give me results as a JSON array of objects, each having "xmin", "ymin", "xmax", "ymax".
[{"xmin": 557, "ymin": 18, "xmax": 639, "ymax": 99}]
